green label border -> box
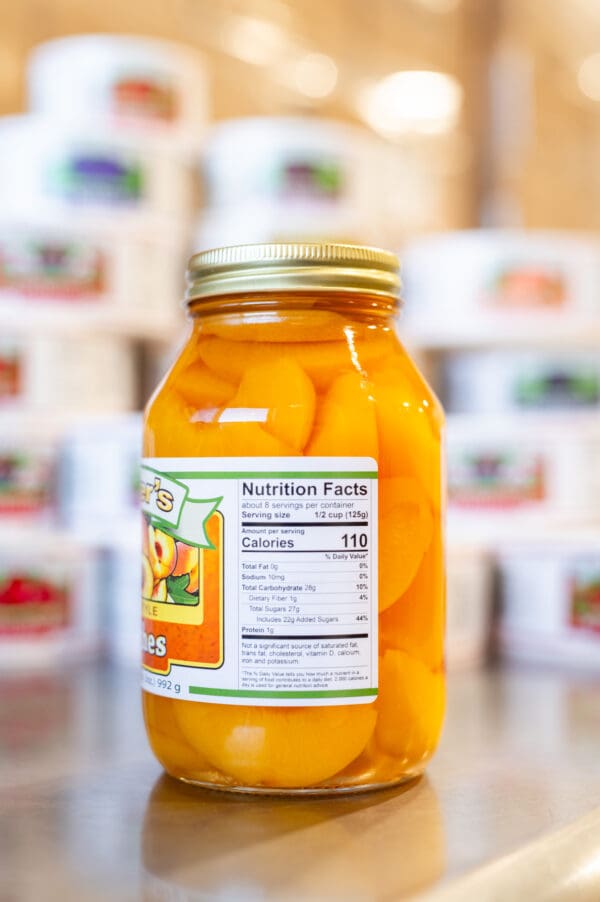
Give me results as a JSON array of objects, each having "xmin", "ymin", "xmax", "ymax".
[
  {"xmin": 165, "ymin": 470, "xmax": 377, "ymax": 480},
  {"xmin": 189, "ymin": 686, "xmax": 377, "ymax": 699}
]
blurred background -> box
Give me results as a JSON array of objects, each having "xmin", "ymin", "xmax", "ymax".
[{"xmin": 2, "ymin": 0, "xmax": 600, "ymax": 687}]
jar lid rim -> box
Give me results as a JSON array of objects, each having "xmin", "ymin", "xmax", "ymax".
[{"xmin": 186, "ymin": 242, "xmax": 401, "ymax": 303}]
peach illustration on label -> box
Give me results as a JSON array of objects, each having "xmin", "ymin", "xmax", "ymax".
[
  {"xmin": 170, "ymin": 539, "xmax": 200, "ymax": 601},
  {"xmin": 172, "ymin": 541, "xmax": 194, "ymax": 576},
  {"xmin": 148, "ymin": 525, "xmax": 177, "ymax": 579},
  {"xmin": 152, "ymin": 579, "xmax": 168, "ymax": 602},
  {"xmin": 143, "ymin": 517, "xmax": 202, "ymax": 607},
  {"xmin": 142, "ymin": 511, "xmax": 224, "ymax": 676},
  {"xmin": 142, "ymin": 555, "xmax": 153, "ymax": 598}
]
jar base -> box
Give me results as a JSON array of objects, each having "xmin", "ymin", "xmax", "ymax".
[{"xmin": 171, "ymin": 769, "xmax": 425, "ymax": 797}]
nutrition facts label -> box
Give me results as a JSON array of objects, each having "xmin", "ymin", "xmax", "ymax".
[
  {"xmin": 237, "ymin": 463, "xmax": 378, "ymax": 703},
  {"xmin": 141, "ymin": 457, "xmax": 378, "ymax": 707}
]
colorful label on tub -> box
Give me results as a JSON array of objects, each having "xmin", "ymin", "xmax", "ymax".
[
  {"xmin": 50, "ymin": 154, "xmax": 144, "ymax": 204},
  {"xmin": 570, "ymin": 564, "xmax": 600, "ymax": 635},
  {"xmin": 0, "ymin": 237, "xmax": 106, "ymax": 300},
  {"xmin": 111, "ymin": 73, "xmax": 178, "ymax": 122},
  {"xmin": 448, "ymin": 449, "xmax": 546, "ymax": 508},
  {"xmin": 0, "ymin": 572, "xmax": 70, "ymax": 636},
  {"xmin": 275, "ymin": 159, "xmax": 344, "ymax": 200},
  {"xmin": 0, "ymin": 451, "xmax": 54, "ymax": 514},
  {"xmin": 141, "ymin": 458, "xmax": 378, "ymax": 706},
  {"xmin": 485, "ymin": 264, "xmax": 566, "ymax": 309},
  {"xmin": 513, "ymin": 368, "xmax": 600, "ymax": 408},
  {"xmin": 0, "ymin": 349, "xmax": 21, "ymax": 400}
]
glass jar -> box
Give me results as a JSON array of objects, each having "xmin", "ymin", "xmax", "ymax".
[{"xmin": 142, "ymin": 243, "xmax": 445, "ymax": 795}]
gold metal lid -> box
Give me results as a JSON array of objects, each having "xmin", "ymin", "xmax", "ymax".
[{"xmin": 186, "ymin": 242, "xmax": 401, "ymax": 304}]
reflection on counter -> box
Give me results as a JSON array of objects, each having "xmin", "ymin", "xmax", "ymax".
[
  {"xmin": 141, "ymin": 775, "xmax": 445, "ymax": 901},
  {"xmin": 0, "ymin": 664, "xmax": 150, "ymax": 790}
]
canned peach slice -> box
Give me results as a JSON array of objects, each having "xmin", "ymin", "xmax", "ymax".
[
  {"xmin": 144, "ymin": 386, "xmax": 204, "ymax": 456},
  {"xmin": 143, "ymin": 695, "xmax": 212, "ymax": 777},
  {"xmin": 145, "ymin": 387, "xmax": 298, "ymax": 457},
  {"xmin": 178, "ymin": 361, "xmax": 237, "ymax": 408},
  {"xmin": 174, "ymin": 702, "xmax": 377, "ymax": 788},
  {"xmin": 195, "ymin": 421, "xmax": 299, "ymax": 457},
  {"xmin": 378, "ymin": 477, "xmax": 434, "ymax": 611},
  {"xmin": 204, "ymin": 310, "xmax": 358, "ymax": 343},
  {"xmin": 379, "ymin": 534, "xmax": 445, "ymax": 670},
  {"xmin": 375, "ymin": 650, "xmax": 445, "ymax": 762},
  {"xmin": 197, "ymin": 335, "xmax": 394, "ymax": 392},
  {"xmin": 371, "ymin": 363, "xmax": 442, "ymax": 502},
  {"xmin": 307, "ymin": 371, "xmax": 378, "ymax": 458},
  {"xmin": 230, "ymin": 357, "xmax": 316, "ymax": 450}
]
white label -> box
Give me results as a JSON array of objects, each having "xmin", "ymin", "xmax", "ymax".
[{"xmin": 141, "ymin": 457, "xmax": 378, "ymax": 706}]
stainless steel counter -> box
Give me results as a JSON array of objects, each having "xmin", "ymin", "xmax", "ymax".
[{"xmin": 1, "ymin": 664, "xmax": 599, "ymax": 901}]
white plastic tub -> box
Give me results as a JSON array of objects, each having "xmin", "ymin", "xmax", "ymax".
[
  {"xmin": 443, "ymin": 350, "xmax": 600, "ymax": 414},
  {"xmin": 0, "ymin": 418, "xmax": 62, "ymax": 522},
  {"xmin": 446, "ymin": 414, "xmax": 600, "ymax": 537},
  {"xmin": 0, "ymin": 528, "xmax": 100, "ymax": 669},
  {"xmin": 402, "ymin": 230, "xmax": 600, "ymax": 327},
  {"xmin": 0, "ymin": 217, "xmax": 186, "ymax": 317},
  {"xmin": 28, "ymin": 35, "xmax": 208, "ymax": 151},
  {"xmin": 202, "ymin": 116, "xmax": 382, "ymax": 220},
  {"xmin": 0, "ymin": 116, "xmax": 196, "ymax": 226},
  {"xmin": 498, "ymin": 533, "xmax": 600, "ymax": 671},
  {"xmin": 446, "ymin": 544, "xmax": 493, "ymax": 670},
  {"xmin": 0, "ymin": 333, "xmax": 136, "ymax": 413},
  {"xmin": 58, "ymin": 413, "xmax": 141, "ymax": 539},
  {"xmin": 102, "ymin": 543, "xmax": 140, "ymax": 665}
]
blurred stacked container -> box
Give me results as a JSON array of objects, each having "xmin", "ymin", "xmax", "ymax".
[
  {"xmin": 497, "ymin": 532, "xmax": 600, "ymax": 672},
  {"xmin": 403, "ymin": 229, "xmax": 600, "ymax": 670},
  {"xmin": 0, "ymin": 35, "xmax": 207, "ymax": 668},
  {"xmin": 194, "ymin": 116, "xmax": 385, "ymax": 249}
]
